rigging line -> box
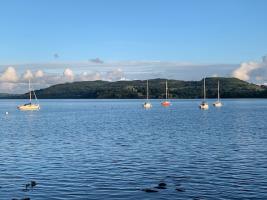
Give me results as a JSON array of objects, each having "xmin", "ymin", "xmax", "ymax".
[{"xmin": 33, "ymin": 90, "xmax": 38, "ymax": 102}]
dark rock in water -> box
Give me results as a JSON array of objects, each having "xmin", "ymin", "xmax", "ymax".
[
  {"xmin": 175, "ymin": 187, "xmax": 185, "ymax": 192},
  {"xmin": 141, "ymin": 188, "xmax": 158, "ymax": 193},
  {"xmin": 158, "ymin": 182, "xmax": 167, "ymax": 187},
  {"xmin": 21, "ymin": 198, "xmax": 30, "ymax": 200},
  {"xmin": 30, "ymin": 181, "xmax": 37, "ymax": 187}
]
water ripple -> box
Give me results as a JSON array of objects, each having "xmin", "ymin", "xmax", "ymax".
[{"xmin": 0, "ymin": 99, "xmax": 266, "ymax": 199}]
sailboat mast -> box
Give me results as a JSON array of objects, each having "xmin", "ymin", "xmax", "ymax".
[
  {"xmin": 203, "ymin": 78, "xmax": 206, "ymax": 101},
  {"xmin": 29, "ymin": 79, "xmax": 32, "ymax": 102},
  {"xmin": 218, "ymin": 80, "xmax": 220, "ymax": 101},
  {"xmin": 146, "ymin": 80, "xmax": 149, "ymax": 100},
  {"xmin": 166, "ymin": 80, "xmax": 168, "ymax": 100}
]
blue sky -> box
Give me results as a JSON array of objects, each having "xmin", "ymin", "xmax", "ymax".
[
  {"xmin": 0, "ymin": 0, "xmax": 266, "ymax": 63},
  {"xmin": 0, "ymin": 0, "xmax": 267, "ymax": 93}
]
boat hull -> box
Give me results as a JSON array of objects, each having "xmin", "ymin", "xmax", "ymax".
[
  {"xmin": 161, "ymin": 101, "xmax": 171, "ymax": 107},
  {"xmin": 143, "ymin": 102, "xmax": 152, "ymax": 109},
  {"xmin": 18, "ymin": 104, "xmax": 40, "ymax": 111},
  {"xmin": 199, "ymin": 103, "xmax": 209, "ymax": 110},
  {"xmin": 213, "ymin": 101, "xmax": 222, "ymax": 107}
]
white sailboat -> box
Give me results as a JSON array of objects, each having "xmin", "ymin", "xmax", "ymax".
[
  {"xmin": 143, "ymin": 80, "xmax": 152, "ymax": 109},
  {"xmin": 161, "ymin": 80, "xmax": 171, "ymax": 107},
  {"xmin": 213, "ymin": 80, "xmax": 223, "ymax": 107},
  {"xmin": 17, "ymin": 79, "xmax": 40, "ymax": 111},
  {"xmin": 199, "ymin": 78, "xmax": 209, "ymax": 110}
]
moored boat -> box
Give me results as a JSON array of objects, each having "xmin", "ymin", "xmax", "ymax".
[
  {"xmin": 213, "ymin": 80, "xmax": 223, "ymax": 107},
  {"xmin": 161, "ymin": 80, "xmax": 171, "ymax": 107},
  {"xmin": 199, "ymin": 78, "xmax": 209, "ymax": 110},
  {"xmin": 143, "ymin": 80, "xmax": 152, "ymax": 109},
  {"xmin": 18, "ymin": 79, "xmax": 40, "ymax": 111}
]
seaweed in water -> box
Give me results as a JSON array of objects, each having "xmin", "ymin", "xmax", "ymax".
[{"xmin": 141, "ymin": 188, "xmax": 158, "ymax": 193}]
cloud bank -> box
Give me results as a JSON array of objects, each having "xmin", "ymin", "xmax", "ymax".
[
  {"xmin": 232, "ymin": 55, "xmax": 267, "ymax": 83},
  {"xmin": 3, "ymin": 55, "xmax": 267, "ymax": 94},
  {"xmin": 0, "ymin": 66, "xmax": 125, "ymax": 93}
]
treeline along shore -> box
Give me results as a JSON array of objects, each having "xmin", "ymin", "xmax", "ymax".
[{"xmin": 1, "ymin": 77, "xmax": 267, "ymax": 99}]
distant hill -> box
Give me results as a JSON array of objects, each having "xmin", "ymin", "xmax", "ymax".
[{"xmin": 2, "ymin": 77, "xmax": 267, "ymax": 99}]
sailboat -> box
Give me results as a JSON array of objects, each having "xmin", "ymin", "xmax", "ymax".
[
  {"xmin": 143, "ymin": 80, "xmax": 152, "ymax": 109},
  {"xmin": 17, "ymin": 79, "xmax": 40, "ymax": 111},
  {"xmin": 161, "ymin": 80, "xmax": 171, "ymax": 107},
  {"xmin": 213, "ymin": 80, "xmax": 223, "ymax": 107},
  {"xmin": 199, "ymin": 78, "xmax": 209, "ymax": 110}
]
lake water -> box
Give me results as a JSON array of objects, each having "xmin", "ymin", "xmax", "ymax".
[{"xmin": 0, "ymin": 99, "xmax": 267, "ymax": 200}]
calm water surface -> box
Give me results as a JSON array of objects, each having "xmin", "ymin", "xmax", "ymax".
[{"xmin": 0, "ymin": 99, "xmax": 267, "ymax": 200}]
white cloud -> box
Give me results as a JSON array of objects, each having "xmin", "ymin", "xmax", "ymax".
[
  {"xmin": 63, "ymin": 68, "xmax": 74, "ymax": 81},
  {"xmin": 0, "ymin": 66, "xmax": 18, "ymax": 82},
  {"xmin": 35, "ymin": 70, "xmax": 44, "ymax": 78},
  {"xmin": 232, "ymin": 61, "xmax": 260, "ymax": 81},
  {"xmin": 232, "ymin": 55, "xmax": 267, "ymax": 82},
  {"xmin": 105, "ymin": 68, "xmax": 125, "ymax": 81},
  {"xmin": 23, "ymin": 69, "xmax": 34, "ymax": 80},
  {"xmin": 78, "ymin": 72, "xmax": 102, "ymax": 81}
]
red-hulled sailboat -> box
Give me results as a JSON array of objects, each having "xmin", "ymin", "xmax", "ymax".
[{"xmin": 161, "ymin": 80, "xmax": 171, "ymax": 107}]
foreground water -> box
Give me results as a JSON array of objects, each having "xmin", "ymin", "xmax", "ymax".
[{"xmin": 0, "ymin": 99, "xmax": 267, "ymax": 200}]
